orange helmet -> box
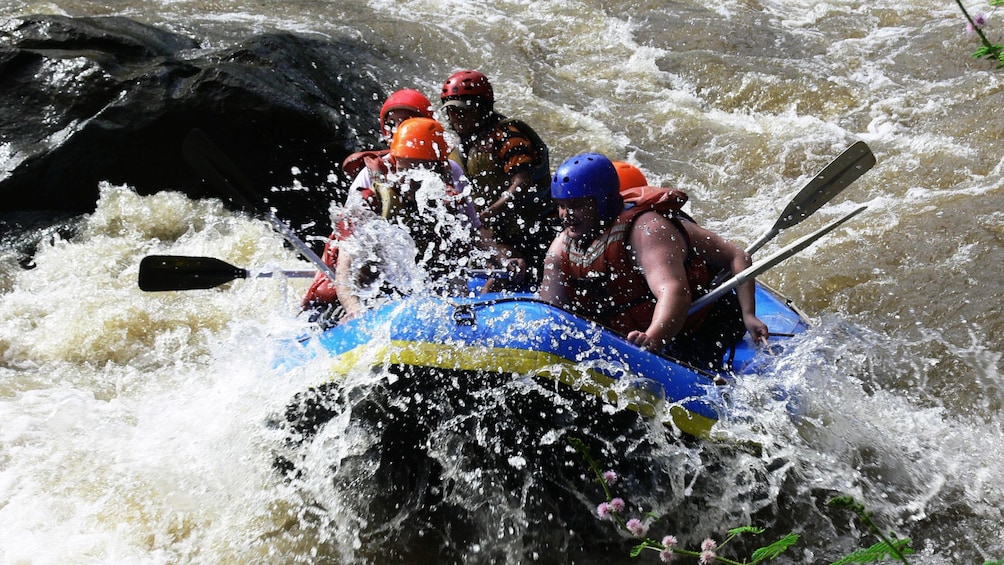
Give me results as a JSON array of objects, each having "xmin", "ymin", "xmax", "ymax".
[
  {"xmin": 613, "ymin": 161, "xmax": 648, "ymax": 192},
  {"xmin": 389, "ymin": 117, "xmax": 448, "ymax": 161},
  {"xmin": 379, "ymin": 89, "xmax": 434, "ymax": 136}
]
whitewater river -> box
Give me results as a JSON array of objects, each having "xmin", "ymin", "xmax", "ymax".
[{"xmin": 2, "ymin": 0, "xmax": 1003, "ymax": 563}]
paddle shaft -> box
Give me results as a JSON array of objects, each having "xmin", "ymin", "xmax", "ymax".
[
  {"xmin": 138, "ymin": 254, "xmax": 500, "ymax": 291},
  {"xmin": 182, "ymin": 129, "xmax": 338, "ymax": 283},
  {"xmin": 688, "ymin": 205, "xmax": 867, "ymax": 315},
  {"xmin": 258, "ymin": 270, "xmax": 316, "ymax": 278}
]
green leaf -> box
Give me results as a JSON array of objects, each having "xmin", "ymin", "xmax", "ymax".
[
  {"xmin": 568, "ymin": 437, "xmax": 587, "ymax": 454},
  {"xmin": 830, "ymin": 539, "xmax": 915, "ymax": 565},
  {"xmin": 729, "ymin": 525, "xmax": 766, "ymax": 536},
  {"xmin": 982, "ymin": 560, "xmax": 1004, "ymax": 565},
  {"xmin": 826, "ymin": 496, "xmax": 864, "ymax": 514},
  {"xmin": 630, "ymin": 542, "xmax": 648, "ymax": 558},
  {"xmin": 750, "ymin": 533, "xmax": 800, "ymax": 563}
]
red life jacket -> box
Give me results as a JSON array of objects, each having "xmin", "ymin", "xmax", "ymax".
[
  {"xmin": 341, "ymin": 149, "xmax": 390, "ymax": 179},
  {"xmin": 557, "ymin": 186, "xmax": 714, "ymax": 335},
  {"xmin": 300, "ymin": 183, "xmax": 392, "ymax": 308}
]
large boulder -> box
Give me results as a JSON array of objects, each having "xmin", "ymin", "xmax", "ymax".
[{"xmin": 0, "ymin": 14, "xmax": 394, "ymax": 241}]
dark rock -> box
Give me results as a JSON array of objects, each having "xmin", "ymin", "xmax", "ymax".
[
  {"xmin": 0, "ymin": 14, "xmax": 395, "ymax": 246},
  {"xmin": 0, "ymin": 211, "xmax": 83, "ymax": 269}
]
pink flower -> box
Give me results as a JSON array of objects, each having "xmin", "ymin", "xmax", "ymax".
[
  {"xmin": 968, "ymin": 13, "xmax": 988, "ymax": 33},
  {"xmin": 699, "ymin": 549, "xmax": 716, "ymax": 564},
  {"xmin": 602, "ymin": 470, "xmax": 618, "ymax": 485},
  {"xmin": 701, "ymin": 538, "xmax": 717, "ymax": 551},
  {"xmin": 597, "ymin": 502, "xmax": 612, "ymax": 519},
  {"xmin": 662, "ymin": 535, "xmax": 678, "ymax": 548},
  {"xmin": 609, "ymin": 497, "xmax": 625, "ymax": 513},
  {"xmin": 659, "ymin": 548, "xmax": 676, "ymax": 562},
  {"xmin": 626, "ymin": 518, "xmax": 648, "ymax": 536}
]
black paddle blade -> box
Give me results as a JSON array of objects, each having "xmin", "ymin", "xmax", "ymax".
[
  {"xmin": 138, "ymin": 255, "xmax": 248, "ymax": 292},
  {"xmin": 774, "ymin": 141, "xmax": 875, "ymax": 231}
]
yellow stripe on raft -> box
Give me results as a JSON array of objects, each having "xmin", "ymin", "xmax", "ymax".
[{"xmin": 329, "ymin": 340, "xmax": 717, "ymax": 439}]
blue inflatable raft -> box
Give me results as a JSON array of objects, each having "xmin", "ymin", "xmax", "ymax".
[{"xmin": 281, "ymin": 282, "xmax": 810, "ymax": 439}]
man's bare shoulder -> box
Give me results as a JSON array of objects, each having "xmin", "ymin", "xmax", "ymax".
[{"xmin": 631, "ymin": 209, "xmax": 678, "ymax": 233}]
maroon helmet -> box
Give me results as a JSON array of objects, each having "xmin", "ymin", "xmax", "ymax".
[{"xmin": 440, "ymin": 70, "xmax": 494, "ymax": 105}]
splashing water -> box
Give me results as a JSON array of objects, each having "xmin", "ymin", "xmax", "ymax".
[{"xmin": 5, "ymin": 0, "xmax": 1004, "ymax": 562}]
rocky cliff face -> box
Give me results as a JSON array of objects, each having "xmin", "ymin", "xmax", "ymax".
[{"xmin": 0, "ymin": 14, "xmax": 395, "ymax": 243}]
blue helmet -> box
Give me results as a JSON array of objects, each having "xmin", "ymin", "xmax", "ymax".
[{"xmin": 551, "ymin": 153, "xmax": 622, "ymax": 222}]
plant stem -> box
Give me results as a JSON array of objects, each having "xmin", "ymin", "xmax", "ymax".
[
  {"xmin": 956, "ymin": 0, "xmax": 1003, "ymax": 57},
  {"xmin": 856, "ymin": 509, "xmax": 911, "ymax": 564}
]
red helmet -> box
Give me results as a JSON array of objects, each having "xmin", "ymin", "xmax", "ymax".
[
  {"xmin": 379, "ymin": 89, "xmax": 434, "ymax": 136},
  {"xmin": 440, "ymin": 70, "xmax": 494, "ymax": 104}
]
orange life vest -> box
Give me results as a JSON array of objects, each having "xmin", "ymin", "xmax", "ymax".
[{"xmin": 557, "ymin": 186, "xmax": 714, "ymax": 335}]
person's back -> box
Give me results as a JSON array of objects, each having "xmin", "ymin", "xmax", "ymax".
[{"xmin": 439, "ymin": 69, "xmax": 553, "ymax": 281}]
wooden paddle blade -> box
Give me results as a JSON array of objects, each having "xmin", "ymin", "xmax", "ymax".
[
  {"xmin": 138, "ymin": 255, "xmax": 248, "ymax": 291},
  {"xmin": 773, "ymin": 141, "xmax": 875, "ymax": 232}
]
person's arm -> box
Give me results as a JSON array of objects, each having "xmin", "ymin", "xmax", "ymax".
[
  {"xmin": 334, "ymin": 247, "xmax": 364, "ymax": 319},
  {"xmin": 625, "ymin": 212, "xmax": 693, "ymax": 351},
  {"xmin": 684, "ymin": 223, "xmax": 769, "ymax": 343},
  {"xmin": 478, "ymin": 228, "xmax": 526, "ymax": 279},
  {"xmin": 300, "ymin": 233, "xmax": 339, "ymax": 310},
  {"xmin": 479, "ymin": 170, "xmax": 533, "ymax": 221},
  {"xmin": 478, "ymin": 126, "xmax": 538, "ymax": 221},
  {"xmin": 449, "ymin": 161, "xmax": 482, "ymax": 229},
  {"xmin": 448, "ymin": 165, "xmax": 527, "ymax": 287},
  {"xmin": 538, "ymin": 233, "xmax": 570, "ymax": 306}
]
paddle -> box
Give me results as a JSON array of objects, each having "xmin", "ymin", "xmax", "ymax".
[
  {"xmin": 181, "ymin": 129, "xmax": 338, "ymax": 283},
  {"xmin": 705, "ymin": 140, "xmax": 875, "ymax": 290},
  {"xmin": 138, "ymin": 254, "xmax": 509, "ymax": 292},
  {"xmin": 745, "ymin": 141, "xmax": 874, "ymax": 255},
  {"xmin": 687, "ymin": 205, "xmax": 867, "ymax": 315},
  {"xmin": 138, "ymin": 255, "xmax": 315, "ymax": 292}
]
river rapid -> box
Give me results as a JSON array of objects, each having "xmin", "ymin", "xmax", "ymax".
[{"xmin": 2, "ymin": 0, "xmax": 1003, "ymax": 563}]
